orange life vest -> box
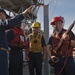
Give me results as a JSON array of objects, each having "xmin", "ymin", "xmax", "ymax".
[
  {"xmin": 10, "ymin": 27, "xmax": 28, "ymax": 47},
  {"xmin": 51, "ymin": 29, "xmax": 73, "ymax": 57}
]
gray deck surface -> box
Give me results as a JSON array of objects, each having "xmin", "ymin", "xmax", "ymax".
[{"xmin": 23, "ymin": 51, "xmax": 75, "ymax": 75}]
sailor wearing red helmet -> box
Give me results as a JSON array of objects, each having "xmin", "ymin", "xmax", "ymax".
[{"xmin": 47, "ymin": 16, "xmax": 75, "ymax": 75}]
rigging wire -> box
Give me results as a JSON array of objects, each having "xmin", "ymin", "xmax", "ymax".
[{"xmin": 48, "ymin": 0, "xmax": 59, "ymax": 18}]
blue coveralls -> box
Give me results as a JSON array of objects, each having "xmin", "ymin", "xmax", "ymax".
[
  {"xmin": 7, "ymin": 29, "xmax": 23, "ymax": 75},
  {"xmin": 47, "ymin": 29, "xmax": 75, "ymax": 75},
  {"xmin": 0, "ymin": 14, "xmax": 24, "ymax": 75},
  {"xmin": 27, "ymin": 36, "xmax": 46, "ymax": 75}
]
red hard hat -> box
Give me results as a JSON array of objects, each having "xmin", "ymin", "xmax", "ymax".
[{"xmin": 50, "ymin": 16, "xmax": 63, "ymax": 25}]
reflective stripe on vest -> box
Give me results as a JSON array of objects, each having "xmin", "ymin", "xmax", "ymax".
[{"xmin": 10, "ymin": 27, "xmax": 27, "ymax": 46}]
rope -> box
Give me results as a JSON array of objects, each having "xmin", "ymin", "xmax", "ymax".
[{"xmin": 57, "ymin": 48, "xmax": 71, "ymax": 75}]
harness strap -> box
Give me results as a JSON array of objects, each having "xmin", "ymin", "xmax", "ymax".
[{"xmin": 0, "ymin": 47, "xmax": 10, "ymax": 52}]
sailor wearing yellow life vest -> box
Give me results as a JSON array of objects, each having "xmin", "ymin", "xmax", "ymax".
[{"xmin": 25, "ymin": 22, "xmax": 46, "ymax": 75}]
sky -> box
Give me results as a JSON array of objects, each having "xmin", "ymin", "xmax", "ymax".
[{"xmin": 36, "ymin": 0, "xmax": 75, "ymax": 34}]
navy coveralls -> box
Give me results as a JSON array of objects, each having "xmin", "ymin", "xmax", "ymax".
[
  {"xmin": 47, "ymin": 29, "xmax": 75, "ymax": 75},
  {"xmin": 27, "ymin": 36, "xmax": 46, "ymax": 75},
  {"xmin": 7, "ymin": 30, "xmax": 23, "ymax": 75},
  {"xmin": 0, "ymin": 14, "xmax": 24, "ymax": 75}
]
